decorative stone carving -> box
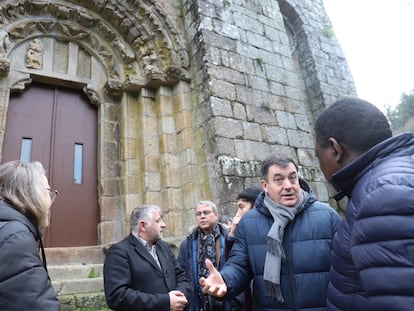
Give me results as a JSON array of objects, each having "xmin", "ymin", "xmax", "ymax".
[
  {"xmin": 145, "ymin": 65, "xmax": 166, "ymax": 85},
  {"xmin": 83, "ymin": 86, "xmax": 101, "ymax": 106},
  {"xmin": 0, "ymin": 58, "xmax": 10, "ymax": 79},
  {"xmin": 112, "ymin": 37, "xmax": 134, "ymax": 63},
  {"xmin": 0, "ymin": 30, "xmax": 10, "ymax": 77},
  {"xmin": 3, "ymin": 2, "xmax": 24, "ymax": 21},
  {"xmin": 0, "ymin": 30, "xmax": 11, "ymax": 57},
  {"xmin": 26, "ymin": 38, "xmax": 42, "ymax": 69},
  {"xmin": 165, "ymin": 65, "xmax": 188, "ymax": 82},
  {"xmin": 10, "ymin": 75, "xmax": 32, "ymax": 92},
  {"xmin": 49, "ymin": 2, "xmax": 73, "ymax": 20},
  {"xmin": 0, "ymin": 0, "xmax": 190, "ymax": 89},
  {"xmin": 104, "ymin": 78, "xmax": 124, "ymax": 98}
]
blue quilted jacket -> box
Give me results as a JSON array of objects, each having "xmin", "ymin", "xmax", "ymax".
[
  {"xmin": 327, "ymin": 132, "xmax": 414, "ymax": 311},
  {"xmin": 221, "ymin": 180, "xmax": 341, "ymax": 310}
]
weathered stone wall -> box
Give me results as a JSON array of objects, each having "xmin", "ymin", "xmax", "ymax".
[
  {"xmin": 0, "ymin": 0, "xmax": 355, "ymax": 245},
  {"xmin": 183, "ymin": 0, "xmax": 355, "ymax": 216}
]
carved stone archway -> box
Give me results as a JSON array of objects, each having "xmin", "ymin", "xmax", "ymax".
[{"xmin": 0, "ymin": 0, "xmax": 192, "ymax": 245}]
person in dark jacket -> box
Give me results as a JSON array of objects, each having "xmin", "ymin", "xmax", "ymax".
[
  {"xmin": 314, "ymin": 97, "xmax": 414, "ymax": 311},
  {"xmin": 104, "ymin": 205, "xmax": 190, "ymax": 311},
  {"xmin": 225, "ymin": 186, "xmax": 262, "ymax": 311},
  {"xmin": 227, "ymin": 186, "xmax": 263, "ymax": 247},
  {"xmin": 200, "ymin": 155, "xmax": 341, "ymax": 310},
  {"xmin": 178, "ymin": 200, "xmax": 228, "ymax": 311},
  {"xmin": 0, "ymin": 160, "xmax": 60, "ymax": 310}
]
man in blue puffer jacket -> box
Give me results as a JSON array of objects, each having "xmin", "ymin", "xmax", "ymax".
[
  {"xmin": 200, "ymin": 155, "xmax": 341, "ymax": 310},
  {"xmin": 314, "ymin": 97, "xmax": 414, "ymax": 311}
]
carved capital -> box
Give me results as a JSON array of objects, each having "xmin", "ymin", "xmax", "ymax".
[
  {"xmin": 10, "ymin": 75, "xmax": 32, "ymax": 92},
  {"xmin": 124, "ymin": 74, "xmax": 146, "ymax": 92},
  {"xmin": 105, "ymin": 78, "xmax": 124, "ymax": 97},
  {"xmin": 83, "ymin": 86, "xmax": 101, "ymax": 106},
  {"xmin": 165, "ymin": 65, "xmax": 189, "ymax": 82},
  {"xmin": 0, "ymin": 58, "xmax": 10, "ymax": 79}
]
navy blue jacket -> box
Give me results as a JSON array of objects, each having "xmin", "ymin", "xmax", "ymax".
[
  {"xmin": 220, "ymin": 181, "xmax": 341, "ymax": 310},
  {"xmin": 327, "ymin": 132, "xmax": 414, "ymax": 311}
]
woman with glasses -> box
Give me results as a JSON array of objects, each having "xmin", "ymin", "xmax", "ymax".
[{"xmin": 0, "ymin": 160, "xmax": 60, "ymax": 310}]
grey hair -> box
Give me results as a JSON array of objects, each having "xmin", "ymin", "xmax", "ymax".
[
  {"xmin": 0, "ymin": 160, "xmax": 49, "ymax": 228},
  {"xmin": 196, "ymin": 200, "xmax": 217, "ymax": 212},
  {"xmin": 130, "ymin": 205, "xmax": 161, "ymax": 233}
]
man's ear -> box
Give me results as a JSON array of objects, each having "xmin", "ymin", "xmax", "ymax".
[
  {"xmin": 261, "ymin": 179, "xmax": 268, "ymax": 192},
  {"xmin": 328, "ymin": 137, "xmax": 345, "ymax": 163},
  {"xmin": 139, "ymin": 220, "xmax": 147, "ymax": 231}
]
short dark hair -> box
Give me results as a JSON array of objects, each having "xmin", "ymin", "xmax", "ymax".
[
  {"xmin": 236, "ymin": 186, "xmax": 262, "ymax": 204},
  {"xmin": 260, "ymin": 155, "xmax": 298, "ymax": 180},
  {"xmin": 314, "ymin": 97, "xmax": 392, "ymax": 152}
]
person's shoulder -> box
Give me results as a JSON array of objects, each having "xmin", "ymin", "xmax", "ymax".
[
  {"xmin": 0, "ymin": 220, "xmax": 28, "ymax": 231},
  {"xmin": 307, "ymin": 200, "xmax": 338, "ymax": 213},
  {"xmin": 218, "ymin": 223, "xmax": 229, "ymax": 235},
  {"xmin": 0, "ymin": 221, "xmax": 37, "ymax": 256},
  {"xmin": 0, "ymin": 220, "xmax": 31, "ymax": 240},
  {"xmin": 182, "ymin": 226, "xmax": 199, "ymax": 241},
  {"xmin": 244, "ymin": 206, "xmax": 265, "ymax": 218},
  {"xmin": 106, "ymin": 235, "xmax": 133, "ymax": 252},
  {"xmin": 239, "ymin": 208, "xmax": 268, "ymax": 226},
  {"xmin": 157, "ymin": 239, "xmax": 172, "ymax": 249},
  {"xmin": 179, "ymin": 232, "xmax": 194, "ymax": 249},
  {"xmin": 309, "ymin": 199, "xmax": 332, "ymax": 209}
]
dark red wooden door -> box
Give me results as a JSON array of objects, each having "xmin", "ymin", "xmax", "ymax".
[{"xmin": 2, "ymin": 83, "xmax": 99, "ymax": 247}]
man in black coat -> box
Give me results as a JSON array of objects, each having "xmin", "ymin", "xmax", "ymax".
[{"xmin": 104, "ymin": 205, "xmax": 190, "ymax": 311}]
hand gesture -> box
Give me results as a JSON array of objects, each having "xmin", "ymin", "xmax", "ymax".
[
  {"xmin": 230, "ymin": 211, "xmax": 242, "ymax": 236},
  {"xmin": 169, "ymin": 290, "xmax": 188, "ymax": 311},
  {"xmin": 199, "ymin": 259, "xmax": 227, "ymax": 297}
]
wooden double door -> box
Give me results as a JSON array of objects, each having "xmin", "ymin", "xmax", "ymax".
[{"xmin": 2, "ymin": 83, "xmax": 99, "ymax": 247}]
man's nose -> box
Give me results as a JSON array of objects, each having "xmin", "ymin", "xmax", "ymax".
[{"xmin": 283, "ymin": 178, "xmax": 293, "ymax": 188}]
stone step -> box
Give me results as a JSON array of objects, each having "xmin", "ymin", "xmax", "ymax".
[
  {"xmin": 44, "ymin": 246, "xmax": 109, "ymax": 308},
  {"xmin": 52, "ymin": 277, "xmax": 104, "ymax": 296},
  {"xmin": 49, "ymin": 263, "xmax": 104, "ymax": 296},
  {"xmin": 45, "ymin": 246, "xmax": 106, "ymax": 265},
  {"xmin": 59, "ymin": 292, "xmax": 108, "ymax": 311},
  {"xmin": 48, "ymin": 263, "xmax": 104, "ymax": 280}
]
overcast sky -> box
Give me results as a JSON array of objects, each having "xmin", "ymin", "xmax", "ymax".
[{"xmin": 323, "ymin": 0, "xmax": 414, "ymax": 112}]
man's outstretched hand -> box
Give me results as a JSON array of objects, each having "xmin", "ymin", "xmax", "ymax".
[{"xmin": 199, "ymin": 258, "xmax": 228, "ymax": 297}]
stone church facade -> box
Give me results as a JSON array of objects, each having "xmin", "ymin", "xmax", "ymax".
[{"xmin": 0, "ymin": 0, "xmax": 356, "ymax": 249}]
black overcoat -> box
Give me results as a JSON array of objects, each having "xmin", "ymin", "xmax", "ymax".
[{"xmin": 104, "ymin": 234, "xmax": 190, "ymax": 310}]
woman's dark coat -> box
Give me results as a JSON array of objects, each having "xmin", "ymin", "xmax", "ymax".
[{"xmin": 0, "ymin": 201, "xmax": 60, "ymax": 310}]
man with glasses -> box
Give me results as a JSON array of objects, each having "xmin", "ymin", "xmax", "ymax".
[{"xmin": 178, "ymin": 201, "xmax": 228, "ymax": 311}]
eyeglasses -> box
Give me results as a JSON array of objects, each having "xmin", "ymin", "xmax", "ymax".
[
  {"xmin": 195, "ymin": 210, "xmax": 213, "ymax": 217},
  {"xmin": 47, "ymin": 188, "xmax": 59, "ymax": 202}
]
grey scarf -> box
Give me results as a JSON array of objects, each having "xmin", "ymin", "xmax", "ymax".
[{"xmin": 263, "ymin": 190, "xmax": 308, "ymax": 303}]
